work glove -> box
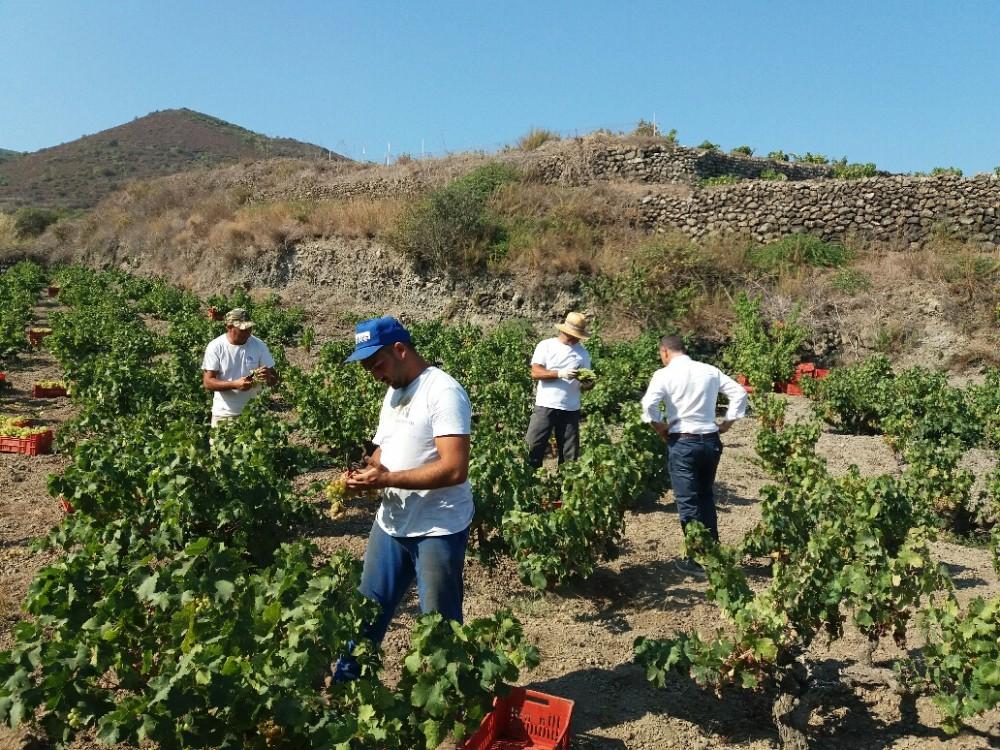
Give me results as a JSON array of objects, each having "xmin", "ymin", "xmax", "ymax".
[{"xmin": 556, "ymin": 368, "xmax": 579, "ymax": 380}]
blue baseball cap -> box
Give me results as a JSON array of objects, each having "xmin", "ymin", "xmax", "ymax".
[{"xmin": 344, "ymin": 316, "xmax": 412, "ymax": 363}]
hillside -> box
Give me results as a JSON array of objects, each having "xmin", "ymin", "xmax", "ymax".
[
  {"xmin": 0, "ymin": 148, "xmax": 22, "ymax": 164},
  {"xmin": 0, "ymin": 108, "xmax": 344, "ymax": 211}
]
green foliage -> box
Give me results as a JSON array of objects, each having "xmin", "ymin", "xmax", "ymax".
[
  {"xmin": 767, "ymin": 150, "xmax": 789, "ymax": 161},
  {"xmin": 720, "ymin": 293, "xmax": 808, "ymax": 390},
  {"xmin": 931, "ymin": 166, "xmax": 963, "ymax": 177},
  {"xmin": 0, "ymin": 260, "xmax": 46, "ymax": 364},
  {"xmin": 746, "ymin": 234, "xmax": 851, "ymax": 272},
  {"xmin": 389, "ymin": 163, "xmax": 519, "ymax": 272},
  {"xmin": 0, "ymin": 265, "xmax": 543, "ymax": 750},
  {"xmin": 205, "ymin": 289, "xmax": 305, "ymax": 346},
  {"xmin": 829, "ymin": 267, "xmax": 872, "ymax": 295},
  {"xmin": 632, "ymin": 119, "xmax": 657, "ymax": 137},
  {"xmin": 636, "ymin": 404, "xmax": 956, "ymax": 729},
  {"xmin": 831, "ymin": 159, "xmax": 878, "ymax": 179},
  {"xmin": 904, "ymin": 596, "xmax": 1000, "ymax": 734},
  {"xmin": 399, "ymin": 611, "xmax": 540, "ymax": 745},
  {"xmin": 758, "ymin": 169, "xmax": 788, "ymax": 181},
  {"xmin": 730, "ymin": 145, "xmax": 754, "ymax": 157},
  {"xmin": 697, "ymin": 140, "xmax": 720, "ymax": 151},
  {"xmin": 792, "ymin": 152, "xmax": 829, "ymax": 165},
  {"xmin": 13, "ymin": 206, "xmax": 61, "ymax": 238},
  {"xmin": 582, "ymin": 240, "xmax": 705, "ymax": 330},
  {"xmin": 698, "ymin": 174, "xmax": 743, "ymax": 187},
  {"xmin": 801, "ymin": 355, "xmax": 892, "ymax": 434}
]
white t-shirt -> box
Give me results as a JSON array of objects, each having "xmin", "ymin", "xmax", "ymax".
[
  {"xmin": 531, "ymin": 337, "xmax": 591, "ymax": 411},
  {"xmin": 201, "ymin": 334, "xmax": 275, "ymax": 417},
  {"xmin": 373, "ymin": 367, "xmax": 474, "ymax": 537}
]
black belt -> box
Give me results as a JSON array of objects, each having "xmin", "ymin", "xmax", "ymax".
[{"xmin": 669, "ymin": 432, "xmax": 720, "ymax": 440}]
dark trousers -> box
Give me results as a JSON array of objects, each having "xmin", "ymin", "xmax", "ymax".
[
  {"xmin": 526, "ymin": 406, "xmax": 581, "ymax": 468},
  {"xmin": 668, "ymin": 433, "xmax": 723, "ymax": 542}
]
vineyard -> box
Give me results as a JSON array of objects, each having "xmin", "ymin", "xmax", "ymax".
[{"xmin": 0, "ymin": 261, "xmax": 999, "ymax": 749}]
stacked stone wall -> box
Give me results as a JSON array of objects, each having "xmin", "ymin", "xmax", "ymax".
[
  {"xmin": 638, "ymin": 174, "xmax": 1000, "ymax": 247},
  {"xmin": 521, "ymin": 140, "xmax": 832, "ymax": 185}
]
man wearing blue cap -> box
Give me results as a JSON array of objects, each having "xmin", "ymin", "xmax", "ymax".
[{"xmin": 342, "ymin": 316, "xmax": 474, "ymax": 647}]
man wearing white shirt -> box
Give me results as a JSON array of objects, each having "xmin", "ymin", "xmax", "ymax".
[
  {"xmin": 202, "ymin": 308, "xmax": 277, "ymax": 427},
  {"xmin": 640, "ymin": 335, "xmax": 748, "ymax": 577},
  {"xmin": 525, "ymin": 312, "xmax": 593, "ymax": 468}
]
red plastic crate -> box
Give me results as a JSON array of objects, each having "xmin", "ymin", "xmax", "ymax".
[
  {"xmin": 813, "ymin": 368, "xmax": 831, "ymax": 380},
  {"xmin": 0, "ymin": 429, "xmax": 54, "ymax": 456},
  {"xmin": 735, "ymin": 374, "xmax": 755, "ymax": 394},
  {"xmin": 32, "ymin": 384, "xmax": 67, "ymax": 398},
  {"xmin": 459, "ymin": 688, "xmax": 574, "ymax": 750},
  {"xmin": 27, "ymin": 329, "xmax": 52, "ymax": 347},
  {"xmin": 783, "ymin": 382, "xmax": 804, "ymax": 396}
]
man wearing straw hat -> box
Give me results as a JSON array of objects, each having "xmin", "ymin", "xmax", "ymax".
[{"xmin": 525, "ymin": 312, "xmax": 593, "ymax": 468}]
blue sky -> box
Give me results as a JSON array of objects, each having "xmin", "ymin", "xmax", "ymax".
[{"xmin": 1, "ymin": 0, "xmax": 998, "ymax": 173}]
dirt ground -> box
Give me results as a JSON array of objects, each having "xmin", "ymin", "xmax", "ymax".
[{"xmin": 1, "ymin": 300, "xmax": 999, "ymax": 750}]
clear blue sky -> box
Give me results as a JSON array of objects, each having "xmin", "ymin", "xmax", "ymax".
[{"xmin": 1, "ymin": 0, "xmax": 998, "ymax": 173}]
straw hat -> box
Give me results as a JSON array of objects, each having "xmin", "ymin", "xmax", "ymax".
[{"xmin": 555, "ymin": 312, "xmax": 590, "ymax": 341}]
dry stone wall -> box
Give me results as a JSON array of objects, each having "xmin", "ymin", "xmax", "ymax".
[
  {"xmin": 521, "ymin": 139, "xmax": 832, "ymax": 185},
  {"xmin": 638, "ymin": 174, "xmax": 1000, "ymax": 248}
]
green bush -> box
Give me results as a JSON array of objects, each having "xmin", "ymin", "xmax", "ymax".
[
  {"xmin": 747, "ymin": 234, "xmax": 850, "ymax": 272},
  {"xmin": 389, "ymin": 163, "xmax": 519, "ymax": 272},
  {"xmin": 830, "ymin": 268, "xmax": 872, "ymax": 295},
  {"xmin": 632, "ymin": 119, "xmax": 657, "ymax": 137},
  {"xmin": 931, "ymin": 166, "xmax": 963, "ymax": 177},
  {"xmin": 759, "ymin": 169, "xmax": 788, "ymax": 181},
  {"xmin": 767, "ymin": 150, "xmax": 789, "ymax": 161},
  {"xmin": 699, "ymin": 174, "xmax": 743, "ymax": 187},
  {"xmin": 832, "ymin": 159, "xmax": 878, "ymax": 179},
  {"xmin": 792, "ymin": 152, "xmax": 829, "ymax": 165},
  {"xmin": 14, "ymin": 207, "xmax": 61, "ymax": 238},
  {"xmin": 720, "ymin": 293, "xmax": 808, "ymax": 390},
  {"xmin": 730, "ymin": 145, "xmax": 754, "ymax": 157},
  {"xmin": 697, "ymin": 140, "xmax": 720, "ymax": 152}
]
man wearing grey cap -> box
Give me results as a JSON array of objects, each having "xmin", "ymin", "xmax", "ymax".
[{"xmin": 201, "ymin": 308, "xmax": 278, "ymax": 427}]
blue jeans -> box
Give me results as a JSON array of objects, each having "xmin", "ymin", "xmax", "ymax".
[
  {"xmin": 359, "ymin": 522, "xmax": 470, "ymax": 645},
  {"xmin": 668, "ymin": 433, "xmax": 723, "ymax": 543}
]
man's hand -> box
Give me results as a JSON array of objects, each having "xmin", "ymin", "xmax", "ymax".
[
  {"xmin": 718, "ymin": 419, "xmax": 735, "ymax": 434},
  {"xmin": 234, "ymin": 375, "xmax": 255, "ymax": 391},
  {"xmin": 556, "ymin": 367, "xmax": 579, "ymax": 380},
  {"xmin": 650, "ymin": 421, "xmax": 670, "ymax": 441},
  {"xmin": 346, "ymin": 460, "xmax": 391, "ymax": 490}
]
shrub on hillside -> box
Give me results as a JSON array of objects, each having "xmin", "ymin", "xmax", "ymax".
[
  {"xmin": 766, "ymin": 150, "xmax": 789, "ymax": 161},
  {"xmin": 931, "ymin": 166, "xmax": 963, "ymax": 177},
  {"xmin": 697, "ymin": 140, "xmax": 720, "ymax": 152},
  {"xmin": 730, "ymin": 145, "xmax": 754, "ymax": 157},
  {"xmin": 759, "ymin": 169, "xmax": 788, "ymax": 181},
  {"xmin": 720, "ymin": 293, "xmax": 808, "ymax": 390},
  {"xmin": 388, "ymin": 163, "xmax": 519, "ymax": 272},
  {"xmin": 832, "ymin": 159, "xmax": 878, "ymax": 179},
  {"xmin": 517, "ymin": 128, "xmax": 559, "ymax": 151},
  {"xmin": 792, "ymin": 152, "xmax": 829, "ymax": 165},
  {"xmin": 747, "ymin": 234, "xmax": 850, "ymax": 272},
  {"xmin": 583, "ymin": 240, "xmax": 708, "ymax": 330},
  {"xmin": 699, "ymin": 175, "xmax": 743, "ymax": 187},
  {"xmin": 14, "ymin": 207, "xmax": 61, "ymax": 238}
]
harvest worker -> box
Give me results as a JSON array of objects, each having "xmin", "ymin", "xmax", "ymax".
[
  {"xmin": 640, "ymin": 335, "xmax": 747, "ymax": 578},
  {"xmin": 343, "ymin": 316, "xmax": 474, "ymax": 647},
  {"xmin": 201, "ymin": 308, "xmax": 277, "ymax": 427},
  {"xmin": 525, "ymin": 311, "xmax": 593, "ymax": 468}
]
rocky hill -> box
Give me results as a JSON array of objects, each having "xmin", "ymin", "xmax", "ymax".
[
  {"xmin": 0, "ymin": 148, "xmax": 22, "ymax": 164},
  {"xmin": 0, "ymin": 108, "xmax": 344, "ymax": 211}
]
